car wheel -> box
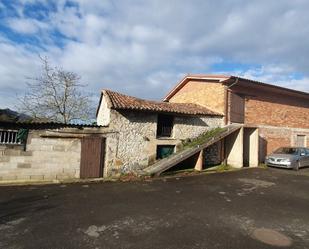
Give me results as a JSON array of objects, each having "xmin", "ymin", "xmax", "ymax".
[{"xmin": 294, "ymin": 162, "xmax": 300, "ymax": 171}]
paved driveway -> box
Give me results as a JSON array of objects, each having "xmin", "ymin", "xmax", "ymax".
[{"xmin": 1, "ymin": 168, "xmax": 309, "ymax": 249}]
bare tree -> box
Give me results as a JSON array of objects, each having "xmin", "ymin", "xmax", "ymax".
[{"xmin": 18, "ymin": 57, "xmax": 94, "ymax": 123}]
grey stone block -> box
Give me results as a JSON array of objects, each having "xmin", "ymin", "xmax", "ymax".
[
  {"xmin": 20, "ymin": 151, "xmax": 33, "ymax": 156},
  {"xmin": 17, "ymin": 163, "xmax": 31, "ymax": 169},
  {"xmin": 53, "ymin": 145, "xmax": 66, "ymax": 151},
  {"xmin": 4, "ymin": 149, "xmax": 21, "ymax": 156},
  {"xmin": 0, "ymin": 156, "xmax": 10, "ymax": 163}
]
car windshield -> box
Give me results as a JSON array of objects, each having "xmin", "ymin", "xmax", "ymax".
[{"xmin": 274, "ymin": 147, "xmax": 299, "ymax": 155}]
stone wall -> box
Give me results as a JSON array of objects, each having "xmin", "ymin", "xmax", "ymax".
[
  {"xmin": 106, "ymin": 110, "xmax": 157, "ymax": 176},
  {"xmin": 0, "ymin": 126, "xmax": 114, "ymax": 182},
  {"xmin": 0, "ymin": 131, "xmax": 81, "ymax": 182},
  {"xmin": 204, "ymin": 141, "xmax": 222, "ymax": 166},
  {"xmin": 173, "ymin": 115, "xmax": 223, "ymax": 139},
  {"xmin": 105, "ymin": 109, "xmax": 223, "ymax": 176}
]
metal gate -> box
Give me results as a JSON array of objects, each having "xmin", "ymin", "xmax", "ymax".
[{"xmin": 80, "ymin": 137, "xmax": 105, "ymax": 179}]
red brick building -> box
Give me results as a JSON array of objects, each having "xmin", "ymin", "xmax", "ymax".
[{"xmin": 164, "ymin": 75, "xmax": 309, "ymax": 163}]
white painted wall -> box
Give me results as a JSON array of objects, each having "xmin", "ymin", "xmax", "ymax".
[
  {"xmin": 249, "ymin": 129, "xmax": 259, "ymax": 167},
  {"xmin": 226, "ymin": 128, "xmax": 244, "ymax": 168},
  {"xmin": 97, "ymin": 95, "xmax": 111, "ymax": 126}
]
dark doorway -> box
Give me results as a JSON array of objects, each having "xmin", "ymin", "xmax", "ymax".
[
  {"xmin": 80, "ymin": 137, "xmax": 105, "ymax": 178},
  {"xmin": 156, "ymin": 145, "xmax": 175, "ymax": 159},
  {"xmin": 157, "ymin": 114, "xmax": 174, "ymax": 137},
  {"xmin": 243, "ymin": 128, "xmax": 258, "ymax": 167}
]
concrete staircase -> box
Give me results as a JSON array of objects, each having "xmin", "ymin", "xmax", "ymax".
[{"xmin": 141, "ymin": 124, "xmax": 243, "ymax": 176}]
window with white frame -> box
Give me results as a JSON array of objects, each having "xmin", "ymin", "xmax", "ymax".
[{"xmin": 0, "ymin": 130, "xmax": 21, "ymax": 145}]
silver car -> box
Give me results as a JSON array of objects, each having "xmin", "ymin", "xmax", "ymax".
[{"xmin": 265, "ymin": 147, "xmax": 309, "ymax": 170}]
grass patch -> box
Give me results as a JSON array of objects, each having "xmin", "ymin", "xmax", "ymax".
[
  {"xmin": 259, "ymin": 163, "xmax": 268, "ymax": 169},
  {"xmin": 215, "ymin": 164, "xmax": 233, "ymax": 172},
  {"xmin": 182, "ymin": 127, "xmax": 226, "ymax": 149},
  {"xmin": 161, "ymin": 164, "xmax": 235, "ymax": 177},
  {"xmin": 161, "ymin": 168, "xmax": 195, "ymax": 176}
]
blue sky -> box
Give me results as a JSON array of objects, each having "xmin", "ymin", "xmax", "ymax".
[{"xmin": 0, "ymin": 0, "xmax": 309, "ymax": 109}]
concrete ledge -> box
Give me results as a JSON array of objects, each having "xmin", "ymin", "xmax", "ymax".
[
  {"xmin": 1, "ymin": 175, "xmax": 17, "ymax": 181},
  {"xmin": 30, "ymin": 175, "xmax": 44, "ymax": 180},
  {"xmin": 0, "ymin": 177, "xmax": 106, "ymax": 187}
]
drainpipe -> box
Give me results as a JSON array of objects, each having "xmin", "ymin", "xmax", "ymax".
[{"xmin": 225, "ymin": 77, "xmax": 239, "ymax": 125}]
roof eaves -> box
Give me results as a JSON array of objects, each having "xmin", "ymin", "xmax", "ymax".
[
  {"xmin": 113, "ymin": 106, "xmax": 223, "ymax": 116},
  {"xmin": 0, "ymin": 120, "xmax": 104, "ymax": 129},
  {"xmin": 224, "ymin": 76, "xmax": 309, "ymax": 98}
]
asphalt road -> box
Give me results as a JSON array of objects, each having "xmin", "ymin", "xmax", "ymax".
[{"xmin": 1, "ymin": 167, "xmax": 309, "ymax": 249}]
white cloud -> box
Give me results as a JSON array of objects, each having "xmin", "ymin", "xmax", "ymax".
[
  {"xmin": 0, "ymin": 0, "xmax": 309, "ymax": 110},
  {"xmin": 0, "ymin": 39, "xmax": 41, "ymax": 108},
  {"xmin": 6, "ymin": 17, "xmax": 48, "ymax": 34}
]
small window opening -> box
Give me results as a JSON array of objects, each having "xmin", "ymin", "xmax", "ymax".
[
  {"xmin": 157, "ymin": 114, "xmax": 173, "ymax": 138},
  {"xmin": 156, "ymin": 145, "xmax": 175, "ymax": 160}
]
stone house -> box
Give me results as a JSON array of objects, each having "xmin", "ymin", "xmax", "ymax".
[
  {"xmin": 164, "ymin": 74, "xmax": 309, "ymax": 164},
  {"xmin": 96, "ymin": 90, "xmax": 224, "ymax": 175},
  {"xmin": 0, "ymin": 89, "xmax": 224, "ymax": 183}
]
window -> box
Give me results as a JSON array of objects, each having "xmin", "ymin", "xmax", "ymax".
[
  {"xmin": 156, "ymin": 145, "xmax": 175, "ymax": 159},
  {"xmin": 157, "ymin": 114, "xmax": 174, "ymax": 138},
  {"xmin": 0, "ymin": 130, "xmax": 21, "ymax": 145},
  {"xmin": 274, "ymin": 147, "xmax": 299, "ymax": 155},
  {"xmin": 296, "ymin": 135, "xmax": 306, "ymax": 147},
  {"xmin": 300, "ymin": 148, "xmax": 306, "ymax": 156}
]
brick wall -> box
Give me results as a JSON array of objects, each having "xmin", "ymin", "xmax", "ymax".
[
  {"xmin": 169, "ymin": 80, "xmax": 226, "ymax": 115},
  {"xmin": 167, "ymin": 78, "xmax": 309, "ymax": 164},
  {"xmin": 245, "ymin": 96, "xmax": 309, "ymax": 129},
  {"xmin": 258, "ymin": 126, "xmax": 309, "ymax": 161},
  {"xmin": 227, "ymin": 83, "xmax": 309, "ymax": 129},
  {"xmin": 230, "ymin": 85, "xmax": 309, "ymax": 162}
]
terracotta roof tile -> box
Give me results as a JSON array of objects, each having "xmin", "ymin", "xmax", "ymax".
[{"xmin": 103, "ymin": 90, "xmax": 222, "ymax": 116}]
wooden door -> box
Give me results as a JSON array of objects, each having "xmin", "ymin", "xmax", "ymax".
[
  {"xmin": 80, "ymin": 137, "xmax": 105, "ymax": 178},
  {"xmin": 229, "ymin": 92, "xmax": 245, "ymax": 124}
]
